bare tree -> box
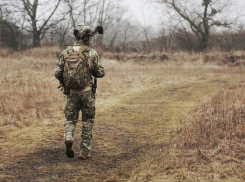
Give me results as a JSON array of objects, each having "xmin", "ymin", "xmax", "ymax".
[
  {"xmin": 96, "ymin": 0, "xmax": 111, "ymax": 46},
  {"xmin": 121, "ymin": 22, "xmax": 139, "ymax": 51},
  {"xmin": 0, "ymin": 3, "xmax": 22, "ymax": 50},
  {"xmin": 104, "ymin": 3, "xmax": 131, "ymax": 51},
  {"xmin": 64, "ymin": 0, "xmax": 79, "ymax": 29},
  {"xmin": 154, "ymin": 0, "xmax": 236, "ymax": 51},
  {"xmin": 171, "ymin": 18, "xmax": 195, "ymax": 51},
  {"xmin": 63, "ymin": 0, "xmax": 112, "ymax": 48},
  {"xmin": 140, "ymin": 24, "xmax": 152, "ymax": 53},
  {"xmin": 64, "ymin": 0, "xmax": 98, "ymax": 28},
  {"xmin": 158, "ymin": 12, "xmax": 174, "ymax": 52},
  {"xmin": 57, "ymin": 20, "xmax": 71, "ymax": 47},
  {"xmin": 18, "ymin": 0, "xmax": 63, "ymax": 47}
]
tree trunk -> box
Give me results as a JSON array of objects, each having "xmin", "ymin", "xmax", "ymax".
[
  {"xmin": 146, "ymin": 38, "xmax": 152, "ymax": 53},
  {"xmin": 33, "ymin": 30, "xmax": 41, "ymax": 47},
  {"xmin": 198, "ymin": 37, "xmax": 208, "ymax": 51}
]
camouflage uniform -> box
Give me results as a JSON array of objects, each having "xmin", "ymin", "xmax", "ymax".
[{"xmin": 55, "ymin": 40, "xmax": 105, "ymax": 157}]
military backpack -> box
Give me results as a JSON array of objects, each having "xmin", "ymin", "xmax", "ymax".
[{"xmin": 63, "ymin": 45, "xmax": 92, "ymax": 89}]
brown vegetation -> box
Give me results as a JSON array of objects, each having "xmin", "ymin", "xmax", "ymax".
[
  {"xmin": 0, "ymin": 47, "xmax": 245, "ymax": 181},
  {"xmin": 167, "ymin": 80, "xmax": 245, "ymax": 181},
  {"xmin": 2, "ymin": 47, "xmax": 243, "ymax": 127}
]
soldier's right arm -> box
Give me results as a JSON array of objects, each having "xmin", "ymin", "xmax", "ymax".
[
  {"xmin": 55, "ymin": 50, "xmax": 66, "ymax": 82},
  {"xmin": 90, "ymin": 49, "xmax": 105, "ymax": 78}
]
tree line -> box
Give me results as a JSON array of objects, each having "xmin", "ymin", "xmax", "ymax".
[{"xmin": 0, "ymin": 0, "xmax": 244, "ymax": 52}]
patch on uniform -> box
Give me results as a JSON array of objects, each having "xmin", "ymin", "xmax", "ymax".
[{"xmin": 69, "ymin": 59, "xmax": 77, "ymax": 62}]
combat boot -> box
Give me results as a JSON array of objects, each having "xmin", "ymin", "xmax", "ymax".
[
  {"xmin": 78, "ymin": 151, "xmax": 91, "ymax": 160},
  {"xmin": 65, "ymin": 138, "xmax": 75, "ymax": 158}
]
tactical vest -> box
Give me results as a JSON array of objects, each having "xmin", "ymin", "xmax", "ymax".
[{"xmin": 63, "ymin": 45, "xmax": 92, "ymax": 89}]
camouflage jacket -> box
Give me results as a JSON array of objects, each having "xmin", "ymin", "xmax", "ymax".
[{"xmin": 55, "ymin": 41, "xmax": 105, "ymax": 89}]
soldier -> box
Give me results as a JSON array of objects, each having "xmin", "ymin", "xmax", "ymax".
[{"xmin": 55, "ymin": 23, "xmax": 105, "ymax": 160}]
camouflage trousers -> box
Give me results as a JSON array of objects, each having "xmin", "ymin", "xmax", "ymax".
[{"xmin": 64, "ymin": 89, "xmax": 95, "ymax": 155}]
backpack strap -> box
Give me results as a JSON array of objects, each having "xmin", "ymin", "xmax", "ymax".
[
  {"xmin": 88, "ymin": 50, "xmax": 92, "ymax": 68},
  {"xmin": 63, "ymin": 45, "xmax": 90, "ymax": 63},
  {"xmin": 66, "ymin": 46, "xmax": 73, "ymax": 52},
  {"xmin": 79, "ymin": 45, "xmax": 88, "ymax": 52},
  {"xmin": 78, "ymin": 45, "xmax": 89, "ymax": 58},
  {"xmin": 64, "ymin": 46, "xmax": 73, "ymax": 59}
]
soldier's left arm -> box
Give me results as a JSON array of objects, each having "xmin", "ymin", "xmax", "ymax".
[
  {"xmin": 90, "ymin": 49, "xmax": 105, "ymax": 78},
  {"xmin": 55, "ymin": 50, "xmax": 66, "ymax": 82}
]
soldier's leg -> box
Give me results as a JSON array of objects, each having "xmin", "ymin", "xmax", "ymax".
[
  {"xmin": 64, "ymin": 93, "xmax": 80, "ymax": 140},
  {"xmin": 79, "ymin": 90, "xmax": 95, "ymax": 159},
  {"xmin": 64, "ymin": 93, "xmax": 80, "ymax": 158}
]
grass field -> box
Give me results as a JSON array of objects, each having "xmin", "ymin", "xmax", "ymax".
[{"xmin": 0, "ymin": 47, "xmax": 244, "ymax": 181}]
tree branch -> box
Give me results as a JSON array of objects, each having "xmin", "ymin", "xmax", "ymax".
[{"xmin": 39, "ymin": 0, "xmax": 61, "ymax": 32}]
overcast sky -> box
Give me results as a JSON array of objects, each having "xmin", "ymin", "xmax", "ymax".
[
  {"xmin": 123, "ymin": 0, "xmax": 162, "ymax": 26},
  {"xmin": 123, "ymin": 0, "xmax": 245, "ymax": 27}
]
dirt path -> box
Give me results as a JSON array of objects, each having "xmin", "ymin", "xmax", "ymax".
[{"xmin": 1, "ymin": 76, "xmax": 229, "ymax": 181}]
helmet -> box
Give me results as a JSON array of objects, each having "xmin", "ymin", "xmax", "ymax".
[
  {"xmin": 74, "ymin": 23, "xmax": 96, "ymax": 38},
  {"xmin": 73, "ymin": 23, "xmax": 103, "ymax": 38}
]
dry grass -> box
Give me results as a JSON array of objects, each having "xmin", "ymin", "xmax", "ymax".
[
  {"xmin": 0, "ymin": 46, "xmax": 245, "ymax": 181},
  {"xmin": 0, "ymin": 56, "xmax": 62, "ymax": 127},
  {"xmin": 179, "ymin": 81, "xmax": 245, "ymax": 150},
  {"xmin": 167, "ymin": 80, "xmax": 245, "ymax": 181},
  {"xmin": 0, "ymin": 48, "xmax": 14, "ymax": 57},
  {"xmin": 138, "ymin": 79, "xmax": 245, "ymax": 182},
  {"xmin": 1, "ymin": 47, "xmax": 238, "ymax": 127}
]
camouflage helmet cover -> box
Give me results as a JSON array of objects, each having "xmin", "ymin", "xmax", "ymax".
[{"xmin": 76, "ymin": 23, "xmax": 97, "ymax": 38}]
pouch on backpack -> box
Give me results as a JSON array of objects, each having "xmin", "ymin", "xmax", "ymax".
[{"xmin": 64, "ymin": 46, "xmax": 90, "ymax": 89}]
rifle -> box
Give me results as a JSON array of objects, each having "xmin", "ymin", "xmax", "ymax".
[
  {"xmin": 58, "ymin": 81, "xmax": 69, "ymax": 95},
  {"xmin": 92, "ymin": 77, "xmax": 97, "ymax": 94}
]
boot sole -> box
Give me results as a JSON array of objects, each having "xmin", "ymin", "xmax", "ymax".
[{"xmin": 65, "ymin": 140, "xmax": 75, "ymax": 158}]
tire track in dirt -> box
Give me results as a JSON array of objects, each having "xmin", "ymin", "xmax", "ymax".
[{"xmin": 1, "ymin": 77, "xmax": 229, "ymax": 181}]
